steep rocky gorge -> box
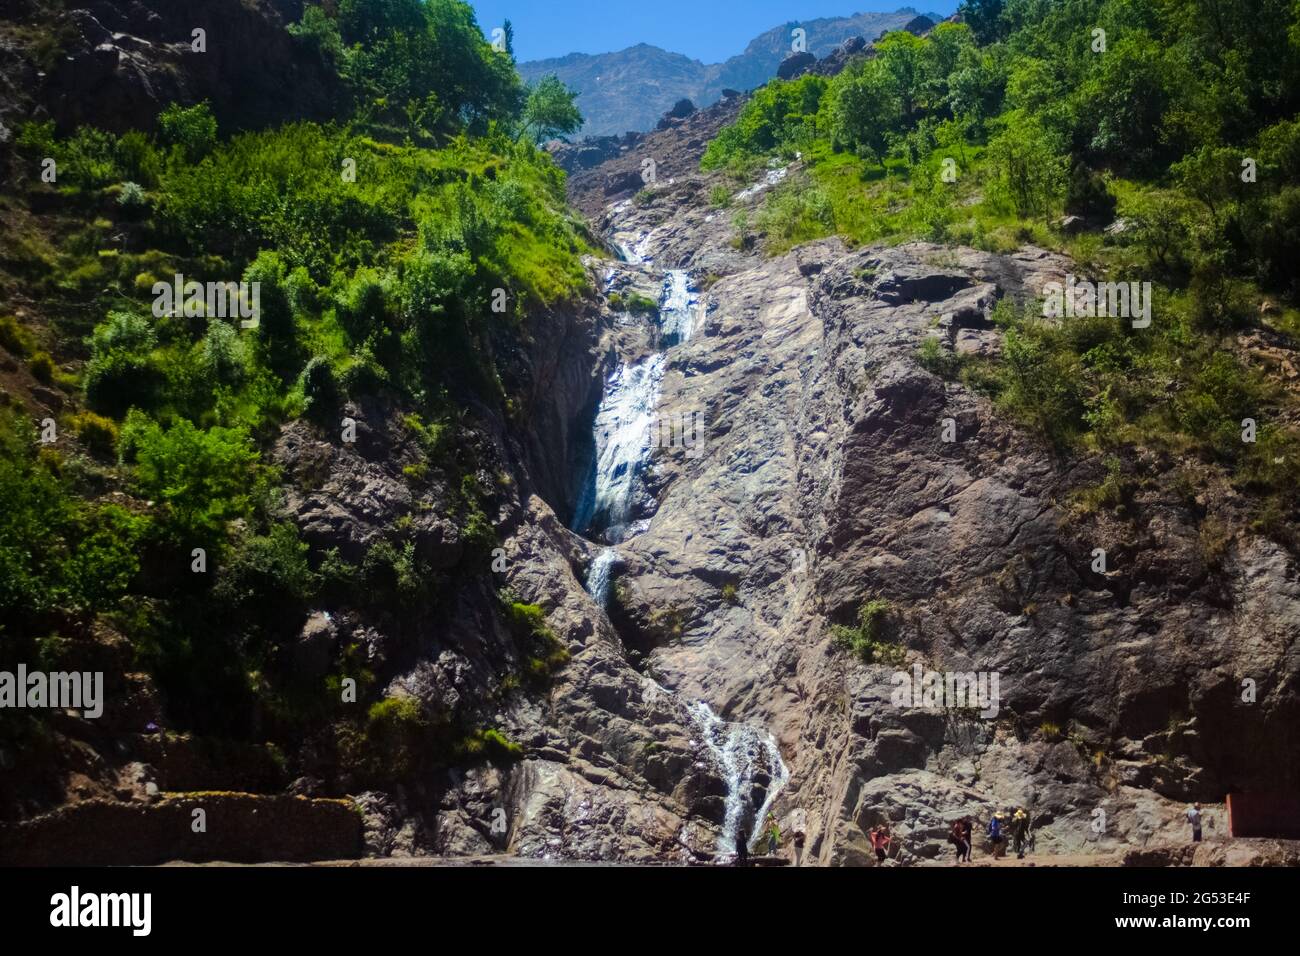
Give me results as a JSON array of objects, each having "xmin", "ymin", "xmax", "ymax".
[
  {"xmin": 3, "ymin": 2, "xmax": 1298, "ymax": 868},
  {"xmin": 450, "ymin": 130, "xmax": 1300, "ymax": 864}
]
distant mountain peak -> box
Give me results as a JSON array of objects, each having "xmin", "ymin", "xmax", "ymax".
[{"xmin": 518, "ymin": 8, "xmax": 929, "ymax": 138}]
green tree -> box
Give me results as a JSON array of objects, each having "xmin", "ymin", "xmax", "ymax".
[
  {"xmin": 85, "ymin": 311, "xmax": 165, "ymax": 417},
  {"xmin": 875, "ymin": 31, "xmax": 928, "ymax": 122},
  {"xmin": 338, "ymin": 0, "xmax": 425, "ymax": 43},
  {"xmin": 339, "ymin": 0, "xmax": 523, "ymax": 135},
  {"xmin": 827, "ymin": 59, "xmax": 900, "ymax": 167},
  {"xmin": 1078, "ymin": 34, "xmax": 1172, "ymax": 171},
  {"xmin": 521, "ymin": 75, "xmax": 583, "ymax": 142},
  {"xmin": 158, "ymin": 101, "xmax": 218, "ymax": 163},
  {"xmin": 987, "ymin": 112, "xmax": 1066, "ymax": 217},
  {"xmin": 959, "ymin": 0, "xmax": 1008, "ymax": 45},
  {"xmin": 120, "ymin": 413, "xmax": 260, "ymax": 545}
]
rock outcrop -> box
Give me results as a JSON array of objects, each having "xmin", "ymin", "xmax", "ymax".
[
  {"xmin": 543, "ymin": 99, "xmax": 1300, "ymax": 865},
  {"xmin": 0, "ymin": 0, "xmax": 340, "ymax": 134}
]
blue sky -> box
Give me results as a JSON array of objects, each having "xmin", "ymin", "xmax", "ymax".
[{"xmin": 468, "ymin": 1, "xmax": 962, "ymax": 64}]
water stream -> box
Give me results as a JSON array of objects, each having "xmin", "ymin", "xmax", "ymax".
[
  {"xmin": 569, "ymin": 353, "xmax": 666, "ymax": 544},
  {"xmin": 689, "ymin": 701, "xmax": 790, "ymax": 857},
  {"xmin": 575, "ymin": 245, "xmax": 789, "ymax": 858},
  {"xmin": 582, "ymin": 548, "xmax": 619, "ymax": 608},
  {"xmin": 658, "ymin": 269, "xmax": 699, "ymax": 348}
]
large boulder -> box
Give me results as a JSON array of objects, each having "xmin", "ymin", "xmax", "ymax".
[{"xmin": 776, "ymin": 51, "xmax": 816, "ymax": 81}]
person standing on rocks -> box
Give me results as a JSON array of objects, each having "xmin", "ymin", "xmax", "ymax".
[
  {"xmin": 1011, "ymin": 808, "xmax": 1030, "ymax": 859},
  {"xmin": 735, "ymin": 825, "xmax": 750, "ymax": 866},
  {"xmin": 765, "ymin": 812, "xmax": 781, "ymax": 856},
  {"xmin": 988, "ymin": 813, "xmax": 1007, "ymax": 859},
  {"xmin": 790, "ymin": 808, "xmax": 807, "ymax": 866},
  {"xmin": 949, "ymin": 819, "xmax": 969, "ymax": 863},
  {"xmin": 1186, "ymin": 803, "xmax": 1203, "ymax": 843},
  {"xmin": 870, "ymin": 824, "xmax": 892, "ymax": 863},
  {"xmin": 961, "ymin": 817, "xmax": 974, "ymax": 861}
]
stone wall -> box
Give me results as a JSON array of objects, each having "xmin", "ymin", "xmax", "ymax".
[{"xmin": 0, "ymin": 793, "xmax": 362, "ymax": 865}]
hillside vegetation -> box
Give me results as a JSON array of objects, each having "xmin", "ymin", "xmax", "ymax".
[
  {"xmin": 0, "ymin": 0, "xmax": 586, "ymax": 801},
  {"xmin": 703, "ymin": 0, "xmax": 1300, "ymax": 548}
]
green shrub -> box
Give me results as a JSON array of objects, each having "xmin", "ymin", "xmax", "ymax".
[
  {"xmin": 18, "ymin": 122, "xmax": 123, "ymax": 189},
  {"xmin": 0, "ymin": 412, "xmax": 144, "ymax": 621},
  {"xmin": 158, "ymin": 101, "xmax": 218, "ymax": 164},
  {"xmin": 212, "ymin": 522, "xmax": 319, "ymax": 618},
  {"xmin": 1063, "ymin": 160, "xmax": 1116, "ymax": 221},
  {"xmin": 758, "ymin": 184, "xmax": 836, "ymax": 248},
  {"xmin": 335, "ymin": 268, "xmax": 392, "ymax": 346},
  {"xmin": 0, "ymin": 315, "xmax": 34, "ymax": 356},
  {"xmin": 65, "ymin": 410, "xmax": 119, "ymax": 456},
  {"xmin": 298, "ymin": 355, "xmax": 339, "ymax": 418},
  {"xmin": 916, "ymin": 336, "xmax": 960, "ymax": 378},
  {"xmin": 26, "ymin": 351, "xmax": 56, "ymax": 384},
  {"xmin": 702, "ymin": 74, "xmax": 828, "ymax": 170},
  {"xmin": 832, "ymin": 598, "xmax": 904, "ymax": 665},
  {"xmin": 199, "ymin": 319, "xmax": 247, "ymax": 388},
  {"xmin": 609, "ymin": 291, "xmax": 658, "ymax": 315},
  {"xmin": 85, "ymin": 311, "xmax": 165, "ymax": 417},
  {"xmin": 117, "ymin": 181, "xmax": 148, "ymax": 215},
  {"xmin": 347, "ymin": 696, "xmax": 439, "ymax": 779},
  {"xmin": 361, "ymin": 539, "xmax": 432, "ymax": 607},
  {"xmin": 502, "ymin": 597, "xmax": 569, "ymax": 683},
  {"xmin": 119, "ymin": 412, "xmax": 260, "ymax": 545},
  {"xmin": 460, "ymin": 727, "xmax": 524, "ymax": 762}
]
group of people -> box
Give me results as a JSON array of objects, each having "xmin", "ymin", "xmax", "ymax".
[
  {"xmin": 949, "ymin": 808, "xmax": 1032, "ymax": 863},
  {"xmin": 736, "ymin": 811, "xmax": 801, "ymax": 865},
  {"xmin": 736, "ymin": 805, "xmax": 1040, "ymax": 866},
  {"xmin": 733, "ymin": 801, "xmax": 1208, "ymax": 866}
]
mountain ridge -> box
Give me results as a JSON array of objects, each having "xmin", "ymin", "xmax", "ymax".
[{"xmin": 519, "ymin": 8, "xmax": 937, "ymax": 137}]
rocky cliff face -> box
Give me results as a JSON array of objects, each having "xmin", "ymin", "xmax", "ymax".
[
  {"xmin": 0, "ymin": 0, "xmax": 339, "ymax": 135},
  {"xmin": 448, "ymin": 121, "xmax": 1300, "ymax": 865},
  {"xmin": 6, "ymin": 4, "xmax": 1296, "ymax": 868}
]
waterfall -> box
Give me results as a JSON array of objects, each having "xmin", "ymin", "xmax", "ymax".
[
  {"xmin": 689, "ymin": 701, "xmax": 790, "ymax": 857},
  {"xmin": 570, "ymin": 353, "xmax": 667, "ymax": 543},
  {"xmin": 584, "ymin": 548, "xmax": 619, "ymax": 607},
  {"xmin": 571, "ymin": 264, "xmax": 703, "ymax": 543},
  {"xmin": 659, "ymin": 270, "xmax": 699, "ymax": 348},
  {"xmin": 574, "ymin": 257, "xmax": 790, "ymax": 861},
  {"xmin": 735, "ymin": 165, "xmax": 789, "ymax": 202}
]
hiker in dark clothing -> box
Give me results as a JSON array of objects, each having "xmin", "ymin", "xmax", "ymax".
[
  {"xmin": 948, "ymin": 820, "xmax": 969, "ymax": 863},
  {"xmin": 960, "ymin": 818, "xmax": 974, "ymax": 862},
  {"xmin": 1011, "ymin": 808, "xmax": 1030, "ymax": 859},
  {"xmin": 735, "ymin": 827, "xmax": 749, "ymax": 866}
]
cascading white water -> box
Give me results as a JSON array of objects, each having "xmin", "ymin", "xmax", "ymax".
[
  {"xmin": 575, "ymin": 251, "xmax": 791, "ymax": 859},
  {"xmin": 689, "ymin": 701, "xmax": 790, "ymax": 857},
  {"xmin": 735, "ymin": 165, "xmax": 789, "ymax": 202},
  {"xmin": 583, "ymin": 548, "xmax": 619, "ymax": 607},
  {"xmin": 571, "ymin": 353, "xmax": 667, "ymax": 543},
  {"xmin": 571, "ymin": 265, "xmax": 703, "ymax": 545},
  {"xmin": 658, "ymin": 270, "xmax": 699, "ymax": 348}
]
